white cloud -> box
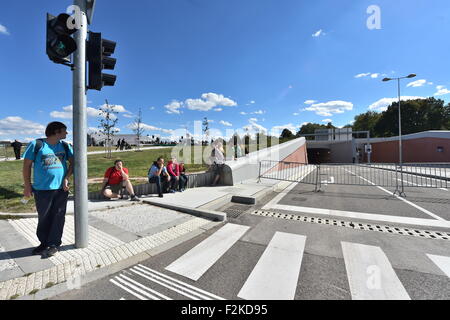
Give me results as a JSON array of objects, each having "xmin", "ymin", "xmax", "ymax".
[
  {"xmin": 0, "ymin": 24, "xmax": 10, "ymax": 36},
  {"xmin": 240, "ymin": 112, "xmax": 247, "ymax": 115},
  {"xmin": 355, "ymin": 73, "xmax": 371, "ymax": 78},
  {"xmin": 368, "ymin": 96, "xmax": 426, "ymax": 112},
  {"xmin": 304, "ymin": 100, "xmax": 316, "ymax": 105},
  {"xmin": 123, "ymin": 114, "xmax": 134, "ymax": 118},
  {"xmin": 253, "ymin": 110, "xmax": 265, "ymax": 115},
  {"xmin": 164, "ymin": 100, "xmax": 183, "ymax": 114},
  {"xmin": 406, "ymin": 79, "xmax": 430, "ymax": 88},
  {"xmin": 434, "ymin": 85, "xmax": 450, "ymax": 96},
  {"xmin": 249, "ymin": 118, "xmax": 258, "ymax": 122},
  {"xmin": 99, "ymin": 104, "xmax": 129, "ymax": 113},
  {"xmin": 127, "ymin": 122, "xmax": 174, "ymax": 135},
  {"xmin": 322, "ymin": 119, "xmax": 333, "ymax": 123},
  {"xmin": 0, "ymin": 117, "xmax": 45, "ymax": 138},
  {"xmin": 370, "ymin": 73, "xmax": 379, "ymax": 79},
  {"xmin": 312, "ymin": 29, "xmax": 324, "ymax": 37},
  {"xmin": 219, "ymin": 120, "xmax": 232, "ymax": 127},
  {"xmin": 149, "ymin": 107, "xmax": 155, "ymax": 110},
  {"xmin": 214, "ymin": 108, "xmax": 223, "ymax": 112},
  {"xmin": 243, "ymin": 118, "xmax": 267, "ymax": 134},
  {"xmin": 305, "ymin": 100, "xmax": 353, "ymax": 117},
  {"xmin": 293, "ymin": 113, "xmax": 300, "ymax": 116},
  {"xmin": 50, "ymin": 105, "xmax": 117, "ymax": 120},
  {"xmin": 185, "ymin": 93, "xmax": 237, "ymax": 111},
  {"xmin": 271, "ymin": 124, "xmax": 299, "ymax": 135}
]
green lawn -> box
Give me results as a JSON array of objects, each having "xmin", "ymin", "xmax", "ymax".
[{"xmin": 0, "ymin": 147, "xmax": 208, "ymax": 213}]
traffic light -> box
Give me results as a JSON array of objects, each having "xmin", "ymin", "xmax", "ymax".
[
  {"xmin": 46, "ymin": 13, "xmax": 77, "ymax": 64},
  {"xmin": 87, "ymin": 32, "xmax": 117, "ymax": 91}
]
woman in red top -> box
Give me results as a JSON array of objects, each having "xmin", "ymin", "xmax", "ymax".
[
  {"xmin": 167, "ymin": 158, "xmax": 180, "ymax": 193},
  {"xmin": 101, "ymin": 160, "xmax": 139, "ymax": 201}
]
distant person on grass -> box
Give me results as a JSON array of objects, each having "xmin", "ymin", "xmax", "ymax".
[
  {"xmin": 148, "ymin": 157, "xmax": 171, "ymax": 197},
  {"xmin": 22, "ymin": 122, "xmax": 74, "ymax": 258},
  {"xmin": 101, "ymin": 160, "xmax": 139, "ymax": 201},
  {"xmin": 11, "ymin": 139, "xmax": 22, "ymax": 160}
]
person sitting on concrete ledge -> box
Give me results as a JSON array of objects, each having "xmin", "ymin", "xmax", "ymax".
[
  {"xmin": 210, "ymin": 140, "xmax": 225, "ymax": 186},
  {"xmin": 148, "ymin": 156, "xmax": 171, "ymax": 197},
  {"xmin": 167, "ymin": 157, "xmax": 181, "ymax": 193},
  {"xmin": 101, "ymin": 160, "xmax": 139, "ymax": 201},
  {"xmin": 179, "ymin": 161, "xmax": 188, "ymax": 191}
]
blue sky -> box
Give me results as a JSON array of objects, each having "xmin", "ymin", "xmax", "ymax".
[{"xmin": 1, "ymin": 0, "xmax": 449, "ymax": 142}]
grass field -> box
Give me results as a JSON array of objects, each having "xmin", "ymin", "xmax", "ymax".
[{"xmin": 0, "ymin": 147, "xmax": 209, "ymax": 213}]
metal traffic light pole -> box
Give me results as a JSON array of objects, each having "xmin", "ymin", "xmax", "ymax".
[{"xmin": 73, "ymin": 0, "xmax": 89, "ymax": 248}]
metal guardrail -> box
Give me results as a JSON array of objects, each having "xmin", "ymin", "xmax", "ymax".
[{"xmin": 258, "ymin": 160, "xmax": 450, "ymax": 196}]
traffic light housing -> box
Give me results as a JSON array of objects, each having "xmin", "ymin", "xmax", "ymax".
[
  {"xmin": 46, "ymin": 13, "xmax": 77, "ymax": 64},
  {"xmin": 87, "ymin": 32, "xmax": 117, "ymax": 91}
]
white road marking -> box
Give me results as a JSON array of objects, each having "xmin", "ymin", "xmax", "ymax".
[
  {"xmin": 237, "ymin": 232, "xmax": 306, "ymax": 300},
  {"xmin": 262, "ymin": 166, "xmax": 316, "ymax": 209},
  {"xmin": 135, "ymin": 265, "xmax": 225, "ymax": 300},
  {"xmin": 321, "ymin": 176, "xmax": 335, "ymax": 184},
  {"xmin": 341, "ymin": 242, "xmax": 410, "ymax": 300},
  {"xmin": 165, "ymin": 223, "xmax": 250, "ymax": 281},
  {"xmin": 131, "ymin": 266, "xmax": 221, "ymax": 300},
  {"xmin": 427, "ymin": 254, "xmax": 450, "ymax": 278},
  {"xmin": 110, "ymin": 278, "xmax": 148, "ymax": 300},
  {"xmin": 120, "ymin": 297, "xmax": 126, "ymax": 300},
  {"xmin": 348, "ymin": 170, "xmax": 446, "ymax": 222},
  {"xmin": 266, "ymin": 203, "xmax": 450, "ymax": 229},
  {"xmin": 397, "ymin": 179, "xmax": 448, "ymax": 191},
  {"xmin": 117, "ymin": 274, "xmax": 172, "ymax": 300}
]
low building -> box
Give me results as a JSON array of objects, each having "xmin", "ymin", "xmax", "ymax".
[{"xmin": 359, "ymin": 131, "xmax": 450, "ymax": 163}]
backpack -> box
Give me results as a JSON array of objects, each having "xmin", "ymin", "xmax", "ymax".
[{"xmin": 33, "ymin": 139, "xmax": 71, "ymax": 161}]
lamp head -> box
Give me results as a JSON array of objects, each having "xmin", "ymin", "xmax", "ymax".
[
  {"xmin": 407, "ymin": 74, "xmax": 416, "ymax": 78},
  {"xmin": 382, "ymin": 78, "xmax": 392, "ymax": 82}
]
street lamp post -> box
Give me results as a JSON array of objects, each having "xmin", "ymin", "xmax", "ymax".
[{"xmin": 382, "ymin": 73, "xmax": 416, "ymax": 196}]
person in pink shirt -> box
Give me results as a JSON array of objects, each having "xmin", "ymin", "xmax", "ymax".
[{"xmin": 167, "ymin": 157, "xmax": 180, "ymax": 193}]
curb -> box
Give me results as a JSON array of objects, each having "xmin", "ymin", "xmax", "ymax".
[{"xmin": 141, "ymin": 200, "xmax": 227, "ymax": 222}]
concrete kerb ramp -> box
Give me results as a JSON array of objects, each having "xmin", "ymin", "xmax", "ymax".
[{"xmin": 221, "ymin": 137, "xmax": 308, "ymax": 185}]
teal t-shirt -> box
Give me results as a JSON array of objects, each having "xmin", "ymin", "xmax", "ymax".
[{"xmin": 23, "ymin": 140, "xmax": 74, "ymax": 191}]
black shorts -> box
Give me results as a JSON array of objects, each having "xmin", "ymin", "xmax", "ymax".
[{"xmin": 213, "ymin": 164, "xmax": 225, "ymax": 175}]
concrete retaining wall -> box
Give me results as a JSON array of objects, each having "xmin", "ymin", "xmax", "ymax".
[
  {"xmin": 89, "ymin": 171, "xmax": 215, "ymax": 200},
  {"xmin": 221, "ymin": 137, "xmax": 308, "ymax": 185}
]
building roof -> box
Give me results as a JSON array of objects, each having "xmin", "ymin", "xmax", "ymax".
[{"xmin": 356, "ymin": 130, "xmax": 450, "ymax": 143}]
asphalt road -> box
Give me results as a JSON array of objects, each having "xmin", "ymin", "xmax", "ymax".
[{"xmin": 53, "ymin": 168, "xmax": 450, "ymax": 300}]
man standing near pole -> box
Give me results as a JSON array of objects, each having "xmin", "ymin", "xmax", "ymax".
[
  {"xmin": 22, "ymin": 122, "xmax": 74, "ymax": 257},
  {"xmin": 11, "ymin": 139, "xmax": 22, "ymax": 160}
]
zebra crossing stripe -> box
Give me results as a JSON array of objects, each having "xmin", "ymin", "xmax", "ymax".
[
  {"xmin": 165, "ymin": 223, "xmax": 250, "ymax": 281},
  {"xmin": 237, "ymin": 232, "xmax": 306, "ymax": 300},
  {"xmin": 341, "ymin": 242, "xmax": 410, "ymax": 300},
  {"xmin": 135, "ymin": 265, "xmax": 225, "ymax": 300},
  {"xmin": 110, "ymin": 278, "xmax": 148, "ymax": 300},
  {"xmin": 427, "ymin": 254, "xmax": 450, "ymax": 278},
  {"xmin": 131, "ymin": 266, "xmax": 222, "ymax": 300}
]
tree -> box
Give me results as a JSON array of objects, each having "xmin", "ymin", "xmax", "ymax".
[
  {"xmin": 352, "ymin": 111, "xmax": 382, "ymax": 138},
  {"xmin": 296, "ymin": 123, "xmax": 328, "ymax": 140},
  {"xmin": 374, "ymin": 98, "xmax": 450, "ymax": 137},
  {"xmin": 202, "ymin": 117, "xmax": 210, "ymax": 145},
  {"xmin": 98, "ymin": 99, "xmax": 119, "ymax": 159},
  {"xmin": 132, "ymin": 108, "xmax": 145, "ymax": 151},
  {"xmin": 280, "ymin": 128, "xmax": 294, "ymax": 140}
]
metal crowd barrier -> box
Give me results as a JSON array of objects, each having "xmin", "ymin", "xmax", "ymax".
[{"xmin": 258, "ymin": 160, "xmax": 450, "ymax": 196}]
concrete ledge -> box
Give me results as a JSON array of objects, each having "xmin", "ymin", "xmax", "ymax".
[
  {"xmin": 141, "ymin": 200, "xmax": 227, "ymax": 222},
  {"xmin": 231, "ymin": 195, "xmax": 256, "ymax": 205}
]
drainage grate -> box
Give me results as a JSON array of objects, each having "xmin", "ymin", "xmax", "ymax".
[
  {"xmin": 223, "ymin": 204, "xmax": 252, "ymax": 219},
  {"xmin": 251, "ymin": 210, "xmax": 450, "ymax": 241}
]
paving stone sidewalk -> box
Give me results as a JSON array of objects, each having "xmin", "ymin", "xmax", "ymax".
[{"xmin": 0, "ymin": 202, "xmax": 217, "ymax": 300}]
